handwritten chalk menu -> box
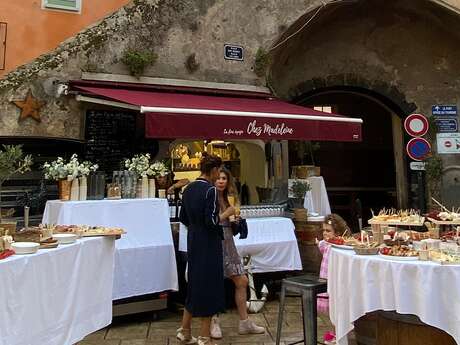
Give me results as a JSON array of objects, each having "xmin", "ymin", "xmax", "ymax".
[{"xmin": 85, "ymin": 110, "xmax": 137, "ymax": 172}]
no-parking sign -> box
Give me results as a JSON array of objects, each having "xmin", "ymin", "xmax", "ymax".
[
  {"xmin": 404, "ymin": 113, "xmax": 429, "ymax": 137},
  {"xmin": 406, "ymin": 138, "xmax": 431, "ymax": 161}
]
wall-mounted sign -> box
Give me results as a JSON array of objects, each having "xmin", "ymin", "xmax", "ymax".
[
  {"xmin": 404, "ymin": 113, "xmax": 429, "ymax": 137},
  {"xmin": 410, "ymin": 161, "xmax": 426, "ymax": 171},
  {"xmin": 224, "ymin": 44, "xmax": 244, "ymax": 61},
  {"xmin": 435, "ymin": 118, "xmax": 458, "ymax": 133},
  {"xmin": 406, "ymin": 137, "xmax": 431, "ymax": 161},
  {"xmin": 432, "ymin": 105, "xmax": 457, "ymax": 116},
  {"xmin": 437, "ymin": 133, "xmax": 460, "ymax": 154}
]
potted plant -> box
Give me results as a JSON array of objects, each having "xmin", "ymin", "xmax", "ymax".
[
  {"xmin": 289, "ymin": 179, "xmax": 311, "ymax": 220},
  {"xmin": 0, "ymin": 145, "xmax": 33, "ymax": 228}
]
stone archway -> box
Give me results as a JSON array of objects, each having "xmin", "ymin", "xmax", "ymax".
[
  {"xmin": 267, "ymin": 0, "xmax": 460, "ymax": 212},
  {"xmin": 294, "ymin": 83, "xmax": 413, "ymax": 211}
]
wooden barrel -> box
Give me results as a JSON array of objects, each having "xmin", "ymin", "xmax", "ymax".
[
  {"xmin": 354, "ymin": 311, "xmax": 456, "ymax": 345},
  {"xmin": 354, "ymin": 313, "xmax": 377, "ymax": 345},
  {"xmin": 298, "ymin": 243, "xmax": 322, "ymax": 274},
  {"xmin": 293, "ymin": 208, "xmax": 308, "ymax": 221},
  {"xmin": 294, "ymin": 220, "xmax": 322, "ymax": 245}
]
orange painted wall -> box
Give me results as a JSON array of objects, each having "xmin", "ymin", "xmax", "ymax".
[{"xmin": 0, "ymin": 0, "xmax": 131, "ymax": 77}]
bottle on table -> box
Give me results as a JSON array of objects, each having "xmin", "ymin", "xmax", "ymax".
[{"xmin": 168, "ymin": 193, "xmax": 177, "ymax": 221}]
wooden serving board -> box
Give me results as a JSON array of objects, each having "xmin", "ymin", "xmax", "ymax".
[
  {"xmin": 40, "ymin": 242, "xmax": 59, "ymax": 249},
  {"xmin": 427, "ymin": 218, "xmax": 460, "ymax": 225},
  {"xmin": 54, "ymin": 230, "xmax": 126, "ymax": 237},
  {"xmin": 80, "ymin": 231, "xmax": 125, "ymax": 237},
  {"xmin": 368, "ymin": 220, "xmax": 425, "ymax": 226}
]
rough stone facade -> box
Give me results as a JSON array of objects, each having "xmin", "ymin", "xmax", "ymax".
[
  {"xmin": 0, "ymin": 0, "xmax": 319, "ymax": 139},
  {"xmin": 0, "ymin": 0, "xmax": 460, "ymax": 198}
]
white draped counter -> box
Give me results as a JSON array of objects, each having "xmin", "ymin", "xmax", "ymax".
[
  {"xmin": 43, "ymin": 199, "xmax": 178, "ymax": 300},
  {"xmin": 0, "ymin": 237, "xmax": 115, "ymax": 345},
  {"xmin": 303, "ymin": 176, "xmax": 331, "ymax": 216},
  {"xmin": 179, "ymin": 217, "xmax": 302, "ymax": 273},
  {"xmin": 328, "ymin": 248, "xmax": 460, "ymax": 345}
]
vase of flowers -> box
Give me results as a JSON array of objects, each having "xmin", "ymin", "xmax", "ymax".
[
  {"xmin": 43, "ymin": 154, "xmax": 98, "ymax": 201},
  {"xmin": 56, "ymin": 179, "xmax": 71, "ymax": 201},
  {"xmin": 0, "ymin": 145, "xmax": 33, "ymax": 225},
  {"xmin": 123, "ymin": 154, "xmax": 153, "ymax": 198},
  {"xmin": 151, "ymin": 161, "xmax": 170, "ymax": 189}
]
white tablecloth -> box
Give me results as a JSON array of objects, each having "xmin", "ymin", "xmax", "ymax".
[
  {"xmin": 179, "ymin": 217, "xmax": 302, "ymax": 273},
  {"xmin": 0, "ymin": 237, "xmax": 115, "ymax": 345},
  {"xmin": 304, "ymin": 176, "xmax": 331, "ymax": 216},
  {"xmin": 43, "ymin": 199, "xmax": 178, "ymax": 300},
  {"xmin": 328, "ymin": 248, "xmax": 460, "ymax": 345}
]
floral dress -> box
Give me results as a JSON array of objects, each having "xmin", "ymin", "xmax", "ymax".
[
  {"xmin": 317, "ymin": 240, "xmax": 331, "ymax": 314},
  {"xmin": 221, "ymin": 219, "xmax": 245, "ymax": 278}
]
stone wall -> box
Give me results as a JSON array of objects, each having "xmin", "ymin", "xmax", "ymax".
[
  {"xmin": 0, "ymin": 0, "xmax": 459, "ymax": 145},
  {"xmin": 0, "ymin": 0, "xmax": 319, "ymax": 139}
]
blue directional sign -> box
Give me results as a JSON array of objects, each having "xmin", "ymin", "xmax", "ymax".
[
  {"xmin": 432, "ymin": 105, "xmax": 457, "ymax": 116},
  {"xmin": 435, "ymin": 118, "xmax": 458, "ymax": 133}
]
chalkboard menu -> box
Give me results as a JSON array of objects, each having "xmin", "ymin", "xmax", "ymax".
[{"xmin": 85, "ymin": 110, "xmax": 137, "ymax": 173}]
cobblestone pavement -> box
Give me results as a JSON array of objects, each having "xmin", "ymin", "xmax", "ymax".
[{"xmin": 78, "ymin": 298, "xmax": 357, "ymax": 345}]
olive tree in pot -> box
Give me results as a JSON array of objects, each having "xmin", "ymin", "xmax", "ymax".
[
  {"xmin": 0, "ymin": 145, "xmax": 33, "ymax": 230},
  {"xmin": 289, "ymin": 179, "xmax": 311, "ymax": 208}
]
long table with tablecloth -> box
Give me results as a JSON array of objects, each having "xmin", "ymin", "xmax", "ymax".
[
  {"xmin": 0, "ymin": 237, "xmax": 115, "ymax": 345},
  {"xmin": 328, "ymin": 247, "xmax": 460, "ymax": 345},
  {"xmin": 179, "ymin": 217, "xmax": 302, "ymax": 273},
  {"xmin": 43, "ymin": 198, "xmax": 178, "ymax": 300}
]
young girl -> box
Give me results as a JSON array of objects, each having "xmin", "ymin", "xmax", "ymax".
[{"xmin": 317, "ymin": 213, "xmax": 350, "ymax": 345}]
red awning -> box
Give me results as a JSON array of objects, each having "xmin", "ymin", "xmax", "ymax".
[{"xmin": 75, "ymin": 86, "xmax": 362, "ymax": 142}]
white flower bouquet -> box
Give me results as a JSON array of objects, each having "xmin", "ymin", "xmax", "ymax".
[
  {"xmin": 123, "ymin": 153, "xmax": 153, "ymax": 177},
  {"xmin": 43, "ymin": 154, "xmax": 98, "ymax": 181},
  {"xmin": 150, "ymin": 161, "xmax": 170, "ymax": 177}
]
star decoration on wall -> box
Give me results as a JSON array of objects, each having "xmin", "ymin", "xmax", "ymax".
[{"xmin": 12, "ymin": 91, "xmax": 45, "ymax": 123}]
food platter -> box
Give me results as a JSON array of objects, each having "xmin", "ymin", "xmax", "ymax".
[
  {"xmin": 427, "ymin": 217, "xmax": 460, "ymax": 225},
  {"xmin": 368, "ymin": 220, "xmax": 425, "ymax": 227},
  {"xmin": 331, "ymin": 243, "xmax": 354, "ymax": 250},
  {"xmin": 48, "ymin": 224, "xmax": 126, "ymax": 237},
  {"xmin": 378, "ymin": 253, "xmax": 419, "ymax": 261}
]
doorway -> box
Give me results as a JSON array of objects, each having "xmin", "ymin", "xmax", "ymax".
[{"xmin": 293, "ymin": 88, "xmax": 408, "ymax": 229}]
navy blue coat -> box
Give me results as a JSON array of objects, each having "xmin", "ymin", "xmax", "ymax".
[{"xmin": 180, "ymin": 178, "xmax": 225, "ymax": 317}]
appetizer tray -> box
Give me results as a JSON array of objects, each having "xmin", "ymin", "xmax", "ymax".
[
  {"xmin": 427, "ymin": 218, "xmax": 460, "ymax": 226},
  {"xmin": 378, "ymin": 253, "xmax": 419, "ymax": 261},
  {"xmin": 331, "ymin": 243, "xmax": 354, "ymax": 250},
  {"xmin": 368, "ymin": 220, "xmax": 425, "ymax": 226}
]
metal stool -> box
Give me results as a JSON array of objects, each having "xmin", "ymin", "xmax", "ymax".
[{"xmin": 275, "ymin": 274, "xmax": 327, "ymax": 345}]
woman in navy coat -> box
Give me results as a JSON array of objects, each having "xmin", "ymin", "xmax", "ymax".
[{"xmin": 177, "ymin": 155, "xmax": 235, "ymax": 345}]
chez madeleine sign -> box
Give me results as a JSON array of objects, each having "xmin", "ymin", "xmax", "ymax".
[
  {"xmin": 143, "ymin": 110, "xmax": 362, "ymax": 142},
  {"xmin": 224, "ymin": 120, "xmax": 294, "ymax": 137}
]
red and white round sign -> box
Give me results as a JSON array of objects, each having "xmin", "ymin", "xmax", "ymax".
[{"xmin": 404, "ymin": 113, "xmax": 429, "ymax": 137}]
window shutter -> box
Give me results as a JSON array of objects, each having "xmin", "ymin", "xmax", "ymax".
[{"xmin": 45, "ymin": 0, "xmax": 79, "ymax": 11}]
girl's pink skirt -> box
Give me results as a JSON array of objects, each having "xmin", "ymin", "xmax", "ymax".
[{"xmin": 317, "ymin": 292, "xmax": 329, "ymax": 314}]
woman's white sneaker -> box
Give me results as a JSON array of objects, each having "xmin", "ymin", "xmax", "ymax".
[
  {"xmin": 197, "ymin": 336, "xmax": 216, "ymax": 345},
  {"xmin": 238, "ymin": 318, "xmax": 266, "ymax": 334},
  {"xmin": 210, "ymin": 315, "xmax": 223, "ymax": 339},
  {"xmin": 176, "ymin": 327, "xmax": 197, "ymax": 344}
]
